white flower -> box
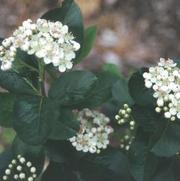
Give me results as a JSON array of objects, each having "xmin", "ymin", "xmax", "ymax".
[
  {"xmin": 30, "ymin": 167, "xmax": 36, "ymax": 173},
  {"xmin": 1, "ymin": 62, "xmax": 12, "ymax": 71},
  {"xmin": 143, "ymin": 58, "xmax": 180, "ymax": 121},
  {"xmin": 69, "ymin": 109, "xmax": 113, "ymax": 154},
  {"xmin": 19, "ymin": 173, "xmax": 26, "ymax": 179},
  {"xmin": 0, "ymin": 18, "xmax": 80, "ymax": 72},
  {"xmin": 2, "ymin": 155, "xmax": 37, "ymax": 181},
  {"xmin": 28, "ymin": 177, "xmax": 34, "ymax": 181}
]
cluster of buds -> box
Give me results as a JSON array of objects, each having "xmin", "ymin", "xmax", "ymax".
[
  {"xmin": 115, "ymin": 104, "xmax": 135, "ymax": 151},
  {"xmin": 119, "ymin": 134, "xmax": 135, "ymax": 151},
  {"xmin": 115, "ymin": 104, "xmax": 135, "ymax": 130},
  {"xmin": 143, "ymin": 58, "xmax": 180, "ymax": 121},
  {"xmin": 2, "ymin": 155, "xmax": 37, "ymax": 181},
  {"xmin": 69, "ymin": 108, "xmax": 114, "ymax": 154},
  {"xmin": 0, "ymin": 19, "xmax": 80, "ymax": 72}
]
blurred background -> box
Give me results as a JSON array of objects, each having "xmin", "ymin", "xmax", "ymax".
[
  {"xmin": 1, "ymin": 0, "xmax": 180, "ymax": 71},
  {"xmin": 0, "ymin": 0, "xmax": 180, "ymax": 151}
]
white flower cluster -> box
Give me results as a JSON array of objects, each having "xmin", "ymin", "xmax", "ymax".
[
  {"xmin": 115, "ymin": 104, "xmax": 135, "ymax": 130},
  {"xmin": 2, "ymin": 155, "xmax": 37, "ymax": 181},
  {"xmin": 143, "ymin": 58, "xmax": 180, "ymax": 121},
  {"xmin": 69, "ymin": 108, "xmax": 114, "ymax": 154},
  {"xmin": 0, "ymin": 19, "xmax": 80, "ymax": 72}
]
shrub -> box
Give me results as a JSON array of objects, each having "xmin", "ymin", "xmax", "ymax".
[{"xmin": 0, "ymin": 0, "xmax": 180, "ymax": 180}]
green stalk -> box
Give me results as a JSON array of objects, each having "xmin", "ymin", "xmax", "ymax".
[{"xmin": 38, "ymin": 61, "xmax": 46, "ymax": 97}]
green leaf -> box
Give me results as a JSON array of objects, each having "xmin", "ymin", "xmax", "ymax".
[
  {"xmin": 131, "ymin": 105, "xmax": 180, "ymax": 157},
  {"xmin": 143, "ymin": 153, "xmax": 160, "ymax": 181},
  {"xmin": 151, "ymin": 121, "xmax": 180, "ymax": 157},
  {"xmin": 49, "ymin": 109, "xmax": 79, "ymax": 140},
  {"xmin": 102, "ymin": 63, "xmax": 123, "ymax": 77},
  {"xmin": 132, "ymin": 105, "xmax": 160, "ymax": 133},
  {"xmin": 41, "ymin": 162, "xmax": 63, "ymax": 181},
  {"xmin": 112, "ymin": 78, "xmax": 134, "ymax": 106},
  {"xmin": 129, "ymin": 128, "xmax": 150, "ymax": 181},
  {"xmin": 148, "ymin": 156, "xmax": 180, "ymax": 181},
  {"xmin": 45, "ymin": 140, "xmax": 84, "ymax": 164},
  {"xmin": 128, "ymin": 69, "xmax": 155, "ymax": 106},
  {"xmin": 0, "ymin": 93, "xmax": 15, "ymax": 127},
  {"xmin": 43, "ymin": 145, "xmax": 133, "ymax": 181},
  {"xmin": 42, "ymin": 0, "xmax": 84, "ymax": 49},
  {"xmin": 14, "ymin": 49, "xmax": 38, "ymax": 70},
  {"xmin": 14, "ymin": 49, "xmax": 39, "ymax": 87},
  {"xmin": 128, "ymin": 128, "xmax": 169, "ymax": 181},
  {"xmin": 83, "ymin": 148, "xmax": 133, "ymax": 181},
  {"xmin": 78, "ymin": 71, "xmax": 118, "ymax": 108},
  {"xmin": 41, "ymin": 161, "xmax": 79, "ymax": 181},
  {"xmin": 13, "ymin": 95, "xmax": 52, "ymax": 145},
  {"xmin": 45, "ymin": 141, "xmax": 67, "ymax": 164},
  {"xmin": 0, "ymin": 69, "xmax": 37, "ymax": 95},
  {"xmin": 49, "ymin": 70, "xmax": 97, "ymax": 106},
  {"xmin": 12, "ymin": 136, "xmax": 45, "ymax": 175},
  {"xmin": 75, "ymin": 26, "xmax": 97, "ymax": 63},
  {"xmin": 143, "ymin": 156, "xmax": 180, "ymax": 181}
]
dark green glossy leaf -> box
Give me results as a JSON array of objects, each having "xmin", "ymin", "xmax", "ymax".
[
  {"xmin": 143, "ymin": 153, "xmax": 160, "ymax": 181},
  {"xmin": 132, "ymin": 106, "xmax": 180, "ymax": 157},
  {"xmin": 132, "ymin": 105, "xmax": 160, "ymax": 133},
  {"xmin": 151, "ymin": 121, "xmax": 180, "ymax": 157},
  {"xmin": 0, "ymin": 93, "xmax": 15, "ymax": 127},
  {"xmin": 13, "ymin": 96, "xmax": 52, "ymax": 145},
  {"xmin": 128, "ymin": 69, "xmax": 155, "ymax": 106},
  {"xmin": 14, "ymin": 49, "xmax": 38, "ymax": 71},
  {"xmin": 45, "ymin": 140, "xmax": 85, "ymax": 164},
  {"xmin": 14, "ymin": 49, "xmax": 39, "ymax": 88},
  {"xmin": 49, "ymin": 109, "xmax": 79, "ymax": 140},
  {"xmin": 129, "ymin": 129, "xmax": 150, "ymax": 181},
  {"xmin": 144, "ymin": 156, "xmax": 180, "ymax": 181},
  {"xmin": 43, "ymin": 144, "xmax": 133, "ymax": 181},
  {"xmin": 75, "ymin": 26, "xmax": 97, "ymax": 63},
  {"xmin": 49, "ymin": 70, "xmax": 97, "ymax": 106},
  {"xmin": 112, "ymin": 78, "xmax": 134, "ymax": 106},
  {"xmin": 78, "ymin": 71, "xmax": 118, "ymax": 108},
  {"xmin": 0, "ymin": 69, "xmax": 37, "ymax": 95},
  {"xmin": 41, "ymin": 161, "xmax": 79, "ymax": 181},
  {"xmin": 149, "ymin": 156, "xmax": 180, "ymax": 181},
  {"xmin": 131, "ymin": 105, "xmax": 179, "ymax": 157},
  {"xmin": 83, "ymin": 148, "xmax": 133, "ymax": 181},
  {"xmin": 128, "ymin": 128, "xmax": 171, "ymax": 181}
]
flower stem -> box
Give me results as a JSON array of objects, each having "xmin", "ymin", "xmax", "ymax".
[{"xmin": 38, "ymin": 61, "xmax": 46, "ymax": 97}]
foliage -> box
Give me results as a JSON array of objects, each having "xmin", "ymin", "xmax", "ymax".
[{"xmin": 0, "ymin": 0, "xmax": 179, "ymax": 180}]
